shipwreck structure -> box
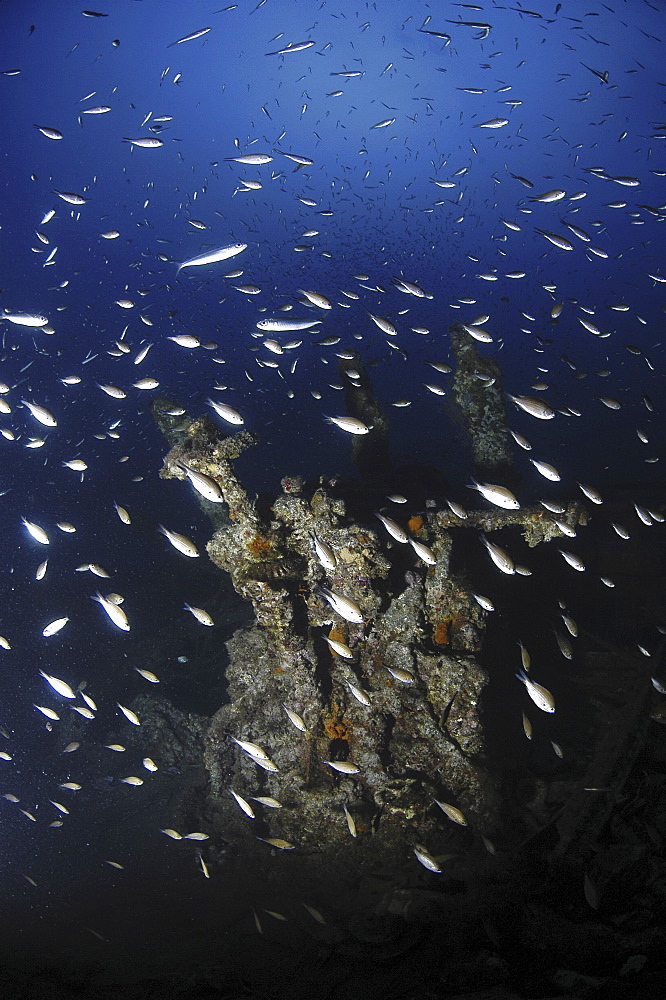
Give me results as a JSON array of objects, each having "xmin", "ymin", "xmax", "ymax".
[{"xmin": 148, "ymin": 331, "xmax": 588, "ymax": 920}]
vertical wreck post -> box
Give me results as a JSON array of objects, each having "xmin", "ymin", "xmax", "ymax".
[{"xmin": 450, "ymin": 321, "xmax": 514, "ymax": 476}]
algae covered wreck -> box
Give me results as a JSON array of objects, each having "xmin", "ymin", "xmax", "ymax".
[{"xmin": 150, "ymin": 327, "xmax": 587, "ymax": 914}]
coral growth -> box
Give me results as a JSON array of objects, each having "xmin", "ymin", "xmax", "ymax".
[{"xmin": 152, "ymin": 392, "xmax": 587, "ymax": 910}]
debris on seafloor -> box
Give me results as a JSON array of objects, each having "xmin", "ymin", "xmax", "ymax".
[{"xmin": 152, "ymin": 391, "xmax": 588, "ymax": 914}]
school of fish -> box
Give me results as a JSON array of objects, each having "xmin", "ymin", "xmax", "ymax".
[{"xmin": 0, "ymin": 0, "xmax": 665, "ymax": 943}]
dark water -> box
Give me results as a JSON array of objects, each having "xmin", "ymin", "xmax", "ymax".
[{"xmin": 1, "ymin": 1, "xmax": 665, "ymax": 996}]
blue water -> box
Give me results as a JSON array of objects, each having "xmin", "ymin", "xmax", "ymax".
[{"xmin": 0, "ymin": 0, "xmax": 664, "ymax": 990}]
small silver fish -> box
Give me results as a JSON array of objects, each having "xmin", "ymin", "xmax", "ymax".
[
  {"xmin": 184, "ymin": 603, "xmax": 214, "ymax": 626},
  {"xmin": 522, "ymin": 713, "xmax": 533, "ymax": 740},
  {"xmin": 516, "ymin": 670, "xmax": 555, "ymax": 713},
  {"xmin": 558, "ymin": 549, "xmax": 585, "ymax": 572},
  {"xmin": 530, "ymin": 459, "xmax": 560, "ymax": 482},
  {"xmin": 22, "ymin": 518, "xmax": 50, "ymax": 544},
  {"xmin": 343, "ymin": 803, "xmax": 357, "ymax": 838},
  {"xmin": 325, "ymin": 634, "xmax": 354, "ymax": 659},
  {"xmin": 480, "ymin": 534, "xmax": 515, "ymax": 575},
  {"xmin": 375, "ymin": 512, "xmax": 409, "ymax": 543},
  {"xmin": 114, "ymin": 502, "xmax": 131, "ymax": 524},
  {"xmin": 21, "ymin": 399, "xmax": 57, "ymax": 426},
  {"xmin": 413, "ymin": 843, "xmax": 442, "ymax": 873},
  {"xmin": 433, "ymin": 799, "xmax": 467, "ymax": 826},
  {"xmin": 346, "ymin": 681, "xmax": 371, "ymax": 706},
  {"xmin": 206, "ymin": 398, "xmax": 244, "ymax": 426},
  {"xmin": 230, "ymin": 789, "xmax": 255, "ymax": 818},
  {"xmin": 325, "ymin": 415, "xmax": 371, "ymax": 436},
  {"xmin": 282, "ymin": 704, "xmax": 307, "ymax": 733},
  {"xmin": 42, "ymin": 617, "xmax": 69, "ymax": 637},
  {"xmin": 92, "ymin": 592, "xmax": 130, "ymax": 631},
  {"xmin": 123, "ymin": 136, "xmax": 164, "ymax": 148},
  {"xmin": 117, "ymin": 703, "xmax": 141, "ymax": 725},
  {"xmin": 39, "ymin": 670, "xmax": 75, "ymax": 699},
  {"xmin": 2, "ymin": 311, "xmax": 49, "ymax": 327},
  {"xmin": 177, "ymin": 244, "xmax": 247, "ymax": 273},
  {"xmin": 158, "ymin": 525, "xmax": 199, "ymax": 558},
  {"xmin": 257, "ymin": 317, "xmax": 321, "ymax": 332},
  {"xmin": 507, "ymin": 395, "xmax": 555, "ymax": 420},
  {"xmin": 409, "ymin": 537, "xmax": 436, "ymax": 565},
  {"xmin": 230, "ymin": 736, "xmax": 271, "ymax": 761},
  {"xmin": 317, "ymin": 587, "xmax": 364, "ymax": 624},
  {"xmin": 468, "ymin": 479, "xmax": 519, "ymax": 510},
  {"xmin": 385, "ymin": 665, "xmax": 416, "ymax": 684},
  {"xmin": 324, "ymin": 760, "xmax": 360, "ymax": 774},
  {"xmin": 311, "ymin": 532, "xmax": 336, "ymax": 572}
]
